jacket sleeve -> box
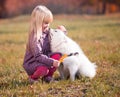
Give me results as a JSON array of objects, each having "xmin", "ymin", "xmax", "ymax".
[{"xmin": 32, "ymin": 40, "xmax": 54, "ymax": 67}]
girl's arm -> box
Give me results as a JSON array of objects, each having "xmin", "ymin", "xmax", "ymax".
[{"xmin": 32, "ymin": 41, "xmax": 54, "ymax": 67}]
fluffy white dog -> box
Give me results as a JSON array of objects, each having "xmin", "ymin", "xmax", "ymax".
[{"xmin": 49, "ymin": 29, "xmax": 97, "ymax": 81}]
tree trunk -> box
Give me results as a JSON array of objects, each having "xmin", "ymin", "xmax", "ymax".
[
  {"xmin": 102, "ymin": 0, "xmax": 107, "ymax": 14},
  {"xmin": 96, "ymin": 0, "xmax": 100, "ymax": 14},
  {"xmin": 0, "ymin": 0, "xmax": 6, "ymax": 18}
]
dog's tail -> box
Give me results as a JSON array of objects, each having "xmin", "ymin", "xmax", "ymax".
[{"xmin": 79, "ymin": 62, "xmax": 97, "ymax": 79}]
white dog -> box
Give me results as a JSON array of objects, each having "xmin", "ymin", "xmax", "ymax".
[{"xmin": 49, "ymin": 29, "xmax": 97, "ymax": 81}]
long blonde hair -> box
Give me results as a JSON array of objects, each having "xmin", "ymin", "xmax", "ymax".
[{"xmin": 27, "ymin": 5, "xmax": 53, "ymax": 53}]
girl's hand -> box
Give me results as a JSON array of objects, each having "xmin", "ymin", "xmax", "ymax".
[{"xmin": 53, "ymin": 60, "xmax": 60, "ymax": 68}]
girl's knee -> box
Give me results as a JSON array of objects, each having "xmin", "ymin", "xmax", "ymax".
[{"xmin": 36, "ymin": 66, "xmax": 49, "ymax": 75}]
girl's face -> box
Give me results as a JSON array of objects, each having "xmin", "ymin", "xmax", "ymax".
[{"xmin": 42, "ymin": 21, "xmax": 50, "ymax": 32}]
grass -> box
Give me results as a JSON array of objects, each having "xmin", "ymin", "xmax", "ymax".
[{"xmin": 0, "ymin": 14, "xmax": 120, "ymax": 97}]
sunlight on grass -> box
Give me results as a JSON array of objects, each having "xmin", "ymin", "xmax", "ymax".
[{"xmin": 0, "ymin": 14, "xmax": 120, "ymax": 97}]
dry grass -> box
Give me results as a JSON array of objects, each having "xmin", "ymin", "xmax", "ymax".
[{"xmin": 0, "ymin": 14, "xmax": 120, "ymax": 97}]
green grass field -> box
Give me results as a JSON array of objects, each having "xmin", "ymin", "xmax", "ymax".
[{"xmin": 0, "ymin": 14, "xmax": 120, "ymax": 97}]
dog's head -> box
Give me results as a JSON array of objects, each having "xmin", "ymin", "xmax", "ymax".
[{"xmin": 49, "ymin": 28, "xmax": 67, "ymax": 49}]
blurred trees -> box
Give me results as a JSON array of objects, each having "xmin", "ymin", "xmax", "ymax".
[
  {"xmin": 0, "ymin": 0, "xmax": 120, "ymax": 18},
  {"xmin": 47, "ymin": 0, "xmax": 80, "ymax": 14},
  {"xmin": 99, "ymin": 0, "xmax": 120, "ymax": 14},
  {"xmin": 0, "ymin": 0, "xmax": 6, "ymax": 18},
  {"xmin": 85, "ymin": 0, "xmax": 120, "ymax": 14}
]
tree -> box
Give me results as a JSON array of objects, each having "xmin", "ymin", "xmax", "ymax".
[
  {"xmin": 0, "ymin": 0, "xmax": 6, "ymax": 18},
  {"xmin": 99, "ymin": 0, "xmax": 120, "ymax": 14}
]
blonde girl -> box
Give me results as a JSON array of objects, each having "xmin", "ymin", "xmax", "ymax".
[{"xmin": 23, "ymin": 5, "xmax": 61, "ymax": 83}]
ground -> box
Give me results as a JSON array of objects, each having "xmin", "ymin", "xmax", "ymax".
[{"xmin": 0, "ymin": 14, "xmax": 120, "ymax": 97}]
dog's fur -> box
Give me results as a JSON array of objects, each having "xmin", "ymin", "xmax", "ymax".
[{"xmin": 49, "ymin": 29, "xmax": 97, "ymax": 81}]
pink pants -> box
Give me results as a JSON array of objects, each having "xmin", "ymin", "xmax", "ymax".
[{"xmin": 30, "ymin": 53, "xmax": 62, "ymax": 80}]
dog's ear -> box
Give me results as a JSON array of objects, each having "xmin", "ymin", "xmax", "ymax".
[{"xmin": 57, "ymin": 25, "xmax": 68, "ymax": 35}]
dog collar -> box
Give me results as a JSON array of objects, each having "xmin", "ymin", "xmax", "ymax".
[{"xmin": 59, "ymin": 52, "xmax": 79, "ymax": 63}]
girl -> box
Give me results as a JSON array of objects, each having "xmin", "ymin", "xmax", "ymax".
[{"xmin": 23, "ymin": 5, "xmax": 64, "ymax": 84}]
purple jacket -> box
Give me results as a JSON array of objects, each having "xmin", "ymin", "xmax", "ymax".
[{"xmin": 23, "ymin": 32, "xmax": 54, "ymax": 75}]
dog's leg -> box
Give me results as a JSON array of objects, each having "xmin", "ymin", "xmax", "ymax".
[
  {"xmin": 58, "ymin": 63, "xmax": 65, "ymax": 79},
  {"xmin": 63, "ymin": 69, "xmax": 69, "ymax": 80},
  {"xmin": 69, "ymin": 71, "xmax": 76, "ymax": 81},
  {"xmin": 69, "ymin": 65, "xmax": 78, "ymax": 81}
]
